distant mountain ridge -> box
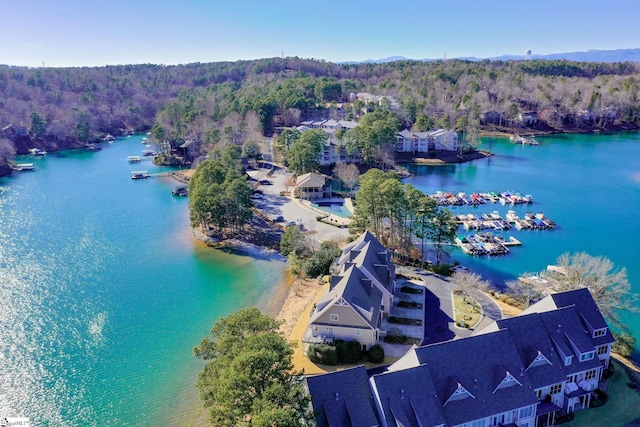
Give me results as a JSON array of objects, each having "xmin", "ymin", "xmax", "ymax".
[{"xmin": 346, "ymin": 48, "xmax": 640, "ymax": 64}]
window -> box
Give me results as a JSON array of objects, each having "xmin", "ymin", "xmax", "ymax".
[
  {"xmin": 550, "ymin": 384, "xmax": 563, "ymax": 395},
  {"xmin": 519, "ymin": 406, "xmax": 533, "ymax": 418},
  {"xmin": 580, "ymin": 351, "xmax": 594, "ymax": 361},
  {"xmin": 597, "ymin": 345, "xmax": 609, "ymax": 355},
  {"xmin": 594, "ymin": 329, "xmax": 606, "ymax": 337},
  {"xmin": 330, "ymin": 314, "xmax": 339, "ymax": 322},
  {"xmin": 355, "ymin": 330, "xmax": 360, "ymax": 336},
  {"xmin": 536, "ymin": 389, "xmax": 545, "ymax": 399},
  {"xmin": 585, "ymin": 369, "xmax": 598, "ymax": 380},
  {"xmin": 564, "ymin": 356, "xmax": 573, "ymax": 366}
]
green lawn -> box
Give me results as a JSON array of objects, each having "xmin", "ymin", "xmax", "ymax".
[{"xmin": 565, "ymin": 360, "xmax": 640, "ymax": 427}]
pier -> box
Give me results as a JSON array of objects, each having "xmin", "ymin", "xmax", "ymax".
[
  {"xmin": 430, "ymin": 191, "xmax": 533, "ymax": 206},
  {"xmin": 455, "ymin": 211, "xmax": 556, "ymax": 232},
  {"xmin": 455, "ymin": 233, "xmax": 521, "ymax": 256}
]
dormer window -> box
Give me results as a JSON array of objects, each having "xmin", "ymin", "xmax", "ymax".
[
  {"xmin": 444, "ymin": 382, "xmax": 475, "ymax": 405},
  {"xmin": 493, "ymin": 370, "xmax": 523, "ymax": 393},
  {"xmin": 580, "ymin": 351, "xmax": 594, "ymax": 361},
  {"xmin": 593, "ymin": 329, "xmax": 606, "ymax": 338},
  {"xmin": 564, "ymin": 356, "xmax": 573, "ymax": 366}
]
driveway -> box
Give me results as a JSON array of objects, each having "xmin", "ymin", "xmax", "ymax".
[{"xmin": 248, "ymin": 163, "xmax": 350, "ymax": 246}]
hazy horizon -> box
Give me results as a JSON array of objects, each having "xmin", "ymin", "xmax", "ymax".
[{"xmin": 2, "ymin": 0, "xmax": 640, "ymax": 68}]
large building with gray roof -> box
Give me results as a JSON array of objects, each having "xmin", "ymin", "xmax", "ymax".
[{"xmin": 305, "ymin": 286, "xmax": 615, "ymax": 427}]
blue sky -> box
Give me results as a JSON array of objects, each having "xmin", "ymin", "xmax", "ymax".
[{"xmin": 2, "ymin": 0, "xmax": 639, "ymax": 67}]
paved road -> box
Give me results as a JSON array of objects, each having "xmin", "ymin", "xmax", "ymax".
[
  {"xmin": 248, "ymin": 163, "xmax": 350, "ymax": 246},
  {"xmin": 397, "ymin": 266, "xmax": 503, "ymax": 342}
]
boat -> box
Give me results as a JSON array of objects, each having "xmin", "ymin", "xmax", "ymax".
[
  {"xmin": 131, "ymin": 171, "xmax": 150, "ymax": 179},
  {"xmin": 13, "ymin": 163, "xmax": 35, "ymax": 171},
  {"xmin": 172, "ymin": 185, "xmax": 189, "ymax": 196},
  {"xmin": 510, "ymin": 135, "xmax": 527, "ymax": 144},
  {"xmin": 28, "ymin": 148, "xmax": 47, "ymax": 156},
  {"xmin": 103, "ymin": 134, "xmax": 116, "ymax": 142},
  {"xmin": 141, "ymin": 137, "xmax": 150, "ymax": 144},
  {"xmin": 127, "ymin": 156, "xmax": 142, "ymax": 163},
  {"xmin": 85, "ymin": 143, "xmax": 102, "ymax": 151},
  {"xmin": 142, "ymin": 149, "xmax": 155, "ymax": 157}
]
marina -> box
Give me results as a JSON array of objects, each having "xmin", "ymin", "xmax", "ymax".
[
  {"xmin": 455, "ymin": 210, "xmax": 556, "ymax": 232},
  {"xmin": 430, "ymin": 190, "xmax": 533, "ymax": 206}
]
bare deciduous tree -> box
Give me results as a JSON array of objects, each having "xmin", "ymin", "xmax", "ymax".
[{"xmin": 541, "ymin": 252, "xmax": 638, "ymax": 333}]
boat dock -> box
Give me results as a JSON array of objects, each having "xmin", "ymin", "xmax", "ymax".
[
  {"xmin": 455, "ymin": 233, "xmax": 521, "ymax": 256},
  {"xmin": 430, "ymin": 191, "xmax": 533, "ymax": 206},
  {"xmin": 455, "ymin": 211, "xmax": 556, "ymax": 231}
]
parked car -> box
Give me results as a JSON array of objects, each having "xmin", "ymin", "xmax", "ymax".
[
  {"xmin": 260, "ymin": 179, "xmax": 272, "ymax": 185},
  {"xmin": 274, "ymin": 216, "xmax": 284, "ymax": 222}
]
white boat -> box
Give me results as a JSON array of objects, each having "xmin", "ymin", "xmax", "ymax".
[
  {"xmin": 13, "ymin": 163, "xmax": 35, "ymax": 171},
  {"xmin": 506, "ymin": 210, "xmax": 519, "ymax": 223},
  {"xmin": 103, "ymin": 134, "xmax": 116, "ymax": 142},
  {"xmin": 29, "ymin": 148, "xmax": 47, "ymax": 156},
  {"xmin": 131, "ymin": 170, "xmax": 150, "ymax": 179},
  {"xmin": 127, "ymin": 156, "xmax": 142, "ymax": 163}
]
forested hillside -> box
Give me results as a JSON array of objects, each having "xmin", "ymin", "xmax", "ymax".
[{"xmin": 2, "ymin": 57, "xmax": 640, "ymax": 174}]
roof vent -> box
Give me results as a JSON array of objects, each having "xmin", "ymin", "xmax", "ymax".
[
  {"xmin": 557, "ymin": 324, "xmax": 561, "ymax": 333},
  {"xmin": 401, "ymin": 389, "xmax": 405, "ymax": 400},
  {"xmin": 474, "ymin": 379, "xmax": 478, "ymax": 388},
  {"xmin": 335, "ymin": 392, "xmax": 340, "ymax": 401}
]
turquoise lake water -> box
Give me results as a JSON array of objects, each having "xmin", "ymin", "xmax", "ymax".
[
  {"xmin": 405, "ymin": 132, "xmax": 640, "ymax": 361},
  {"xmin": 0, "ymin": 135, "xmax": 287, "ymax": 426},
  {"xmin": 0, "ymin": 132, "xmax": 638, "ymax": 425}
]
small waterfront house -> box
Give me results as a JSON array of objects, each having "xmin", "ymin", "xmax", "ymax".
[
  {"xmin": 304, "ymin": 231, "xmax": 396, "ymax": 350},
  {"xmin": 305, "ymin": 366, "xmax": 379, "ymax": 427},
  {"xmin": 294, "ymin": 172, "xmax": 331, "ymax": 200}
]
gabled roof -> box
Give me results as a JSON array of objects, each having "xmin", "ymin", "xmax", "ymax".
[
  {"xmin": 310, "ymin": 265, "xmax": 383, "ymax": 329},
  {"xmin": 306, "ymin": 366, "xmax": 379, "ymax": 427},
  {"xmin": 537, "ymin": 307, "xmax": 602, "ymax": 374},
  {"xmin": 522, "ymin": 288, "xmax": 615, "ymax": 346},
  {"xmin": 483, "ymin": 312, "xmax": 567, "ymax": 388},
  {"xmin": 371, "ymin": 365, "xmax": 445, "ymax": 427},
  {"xmin": 410, "ymin": 330, "xmax": 537, "ymax": 426},
  {"xmin": 549, "ymin": 288, "xmax": 609, "ymax": 330},
  {"xmin": 337, "ymin": 120, "xmax": 359, "ymax": 129},
  {"xmin": 296, "ymin": 172, "xmax": 326, "ymax": 188}
]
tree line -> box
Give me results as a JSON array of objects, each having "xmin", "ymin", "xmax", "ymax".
[{"xmin": 3, "ymin": 57, "xmax": 640, "ymax": 172}]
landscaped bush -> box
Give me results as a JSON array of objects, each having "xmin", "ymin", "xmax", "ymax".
[
  {"xmin": 555, "ymin": 412, "xmax": 575, "ymax": 424},
  {"xmin": 400, "ymin": 285, "xmax": 423, "ymax": 294},
  {"xmin": 307, "ymin": 344, "xmax": 338, "ymax": 365},
  {"xmin": 398, "ymin": 300, "xmax": 421, "ymax": 308},
  {"xmin": 456, "ymin": 320, "xmax": 469, "ymax": 328},
  {"xmin": 367, "ymin": 344, "xmax": 385, "ymax": 363},
  {"xmin": 589, "ymin": 389, "xmax": 608, "ymax": 408},
  {"xmin": 335, "ymin": 340, "xmax": 363, "ymax": 364},
  {"xmin": 431, "ymin": 263, "xmax": 454, "ymax": 276},
  {"xmin": 384, "ymin": 334, "xmax": 409, "ymax": 344}
]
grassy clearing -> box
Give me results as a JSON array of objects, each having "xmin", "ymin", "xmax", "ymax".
[
  {"xmin": 453, "ymin": 292, "xmax": 482, "ymax": 328},
  {"xmin": 565, "ymin": 360, "xmax": 640, "ymax": 426}
]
